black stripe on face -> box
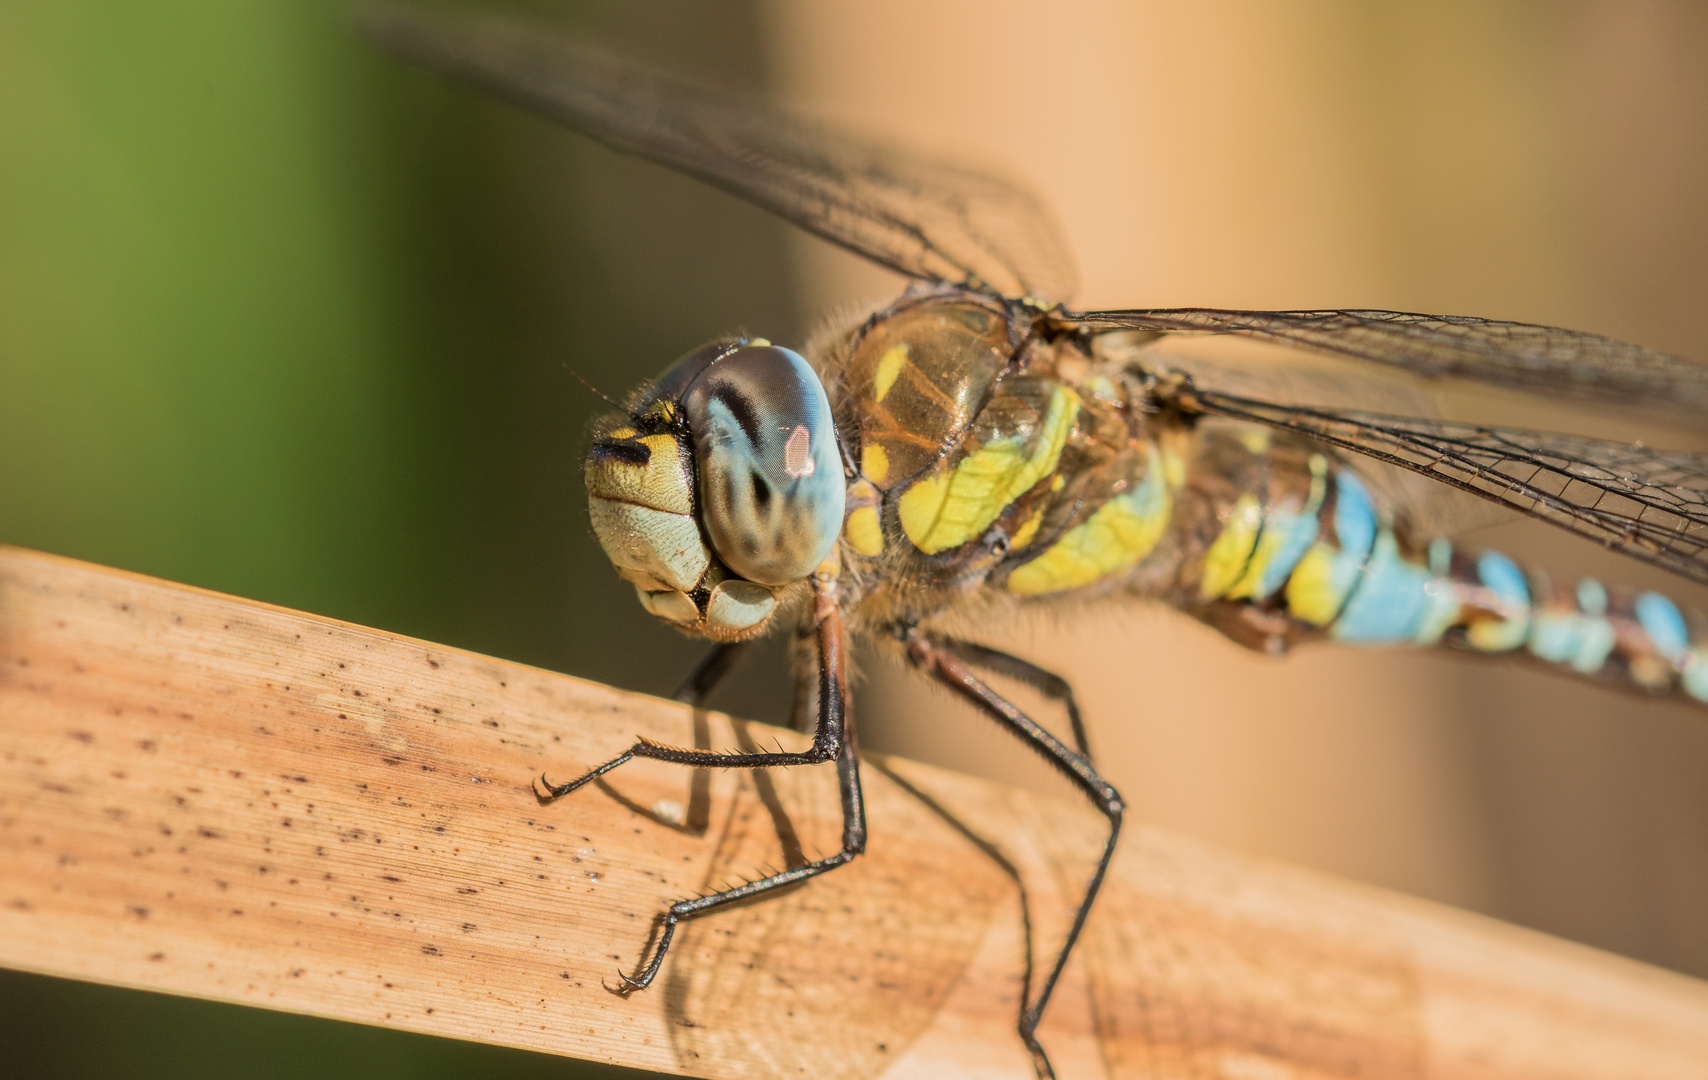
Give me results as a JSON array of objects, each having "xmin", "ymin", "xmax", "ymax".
[
  {"xmin": 589, "ymin": 439, "xmax": 651, "ymax": 466},
  {"xmin": 708, "ymin": 379, "xmax": 762, "ymax": 448}
]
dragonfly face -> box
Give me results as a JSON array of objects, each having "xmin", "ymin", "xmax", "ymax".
[{"xmin": 585, "ymin": 339, "xmax": 844, "ymax": 641}]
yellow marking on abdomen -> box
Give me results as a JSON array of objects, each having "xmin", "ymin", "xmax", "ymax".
[
  {"xmin": 1007, "ymin": 448, "xmax": 1171, "ymax": 596},
  {"xmin": 899, "ymin": 388, "xmax": 1079, "ymax": 554},
  {"xmin": 1198, "ymin": 494, "xmax": 1263, "ymax": 599},
  {"xmin": 1286, "ymin": 543, "xmax": 1348, "ymax": 626},
  {"xmin": 1223, "ymin": 511, "xmax": 1293, "ymax": 600}
]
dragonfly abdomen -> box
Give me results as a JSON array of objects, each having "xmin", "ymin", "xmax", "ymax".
[
  {"xmin": 1420, "ymin": 551, "xmax": 1708, "ymax": 706},
  {"xmin": 1189, "ymin": 449, "xmax": 1708, "ymax": 707}
]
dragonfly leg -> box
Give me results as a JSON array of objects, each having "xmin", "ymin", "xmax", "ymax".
[
  {"xmin": 540, "ymin": 561, "xmax": 865, "ymax": 992},
  {"xmin": 535, "ymin": 644, "xmax": 841, "ymax": 799},
  {"xmin": 614, "ymin": 733, "xmax": 866, "ymax": 992},
  {"xmin": 902, "ymin": 627, "xmax": 1122, "ymax": 1080},
  {"xmin": 923, "ymin": 634, "xmax": 1093, "ymax": 759},
  {"xmin": 671, "ymin": 641, "xmax": 750, "ymax": 707}
]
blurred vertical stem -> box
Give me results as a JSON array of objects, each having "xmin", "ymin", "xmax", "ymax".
[{"xmin": 0, "ymin": 1, "xmax": 795, "ymax": 1077}]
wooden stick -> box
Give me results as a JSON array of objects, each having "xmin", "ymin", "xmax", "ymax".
[{"xmin": 1, "ymin": 544, "xmax": 1705, "ymax": 1078}]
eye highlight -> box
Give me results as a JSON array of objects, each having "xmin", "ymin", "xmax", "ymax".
[
  {"xmin": 681, "ymin": 345, "xmax": 844, "ymax": 586},
  {"xmin": 782, "ymin": 425, "xmax": 815, "ymax": 477}
]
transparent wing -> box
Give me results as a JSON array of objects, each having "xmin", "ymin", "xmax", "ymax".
[
  {"xmin": 1115, "ymin": 340, "xmax": 1507, "ymax": 538},
  {"xmin": 1170, "ymin": 382, "xmax": 1708, "ymax": 586},
  {"xmin": 366, "ymin": 7, "xmax": 1077, "ymax": 303},
  {"xmin": 1068, "ymin": 308, "xmax": 1708, "ymax": 412}
]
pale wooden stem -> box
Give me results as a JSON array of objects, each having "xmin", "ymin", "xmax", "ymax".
[{"xmin": 1, "ymin": 545, "xmax": 1705, "ymax": 1079}]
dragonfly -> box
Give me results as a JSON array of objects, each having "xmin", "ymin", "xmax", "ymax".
[{"xmin": 370, "ymin": 10, "xmax": 1708, "ymax": 1078}]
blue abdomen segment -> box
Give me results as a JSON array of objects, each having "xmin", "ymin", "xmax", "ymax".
[
  {"xmin": 1329, "ymin": 531, "xmax": 1462, "ymax": 645},
  {"xmin": 1258, "ymin": 464, "xmax": 1708, "ymax": 706}
]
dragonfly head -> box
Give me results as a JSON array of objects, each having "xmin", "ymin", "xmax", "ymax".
[{"xmin": 584, "ymin": 339, "xmax": 845, "ymax": 641}]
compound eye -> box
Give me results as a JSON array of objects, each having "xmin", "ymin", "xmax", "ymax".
[
  {"xmin": 683, "ymin": 345, "xmax": 844, "ymax": 586},
  {"xmin": 642, "ymin": 339, "xmax": 734, "ymax": 412}
]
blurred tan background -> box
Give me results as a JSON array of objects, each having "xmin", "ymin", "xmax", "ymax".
[{"xmin": 3, "ymin": 1, "xmax": 1707, "ymax": 1077}]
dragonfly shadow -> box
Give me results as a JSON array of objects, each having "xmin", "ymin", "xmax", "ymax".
[
  {"xmin": 592, "ymin": 709, "xmax": 716, "ymax": 836},
  {"xmin": 727, "ymin": 718, "xmax": 811, "ymax": 870},
  {"xmin": 864, "ymin": 757, "xmax": 1035, "ymax": 1018},
  {"xmin": 657, "ymin": 743, "xmax": 1010, "ymax": 1078}
]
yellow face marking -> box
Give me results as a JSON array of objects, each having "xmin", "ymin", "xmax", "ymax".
[
  {"xmin": 1049, "ymin": 474, "xmax": 1065, "ymax": 492},
  {"xmin": 1198, "ymin": 494, "xmax": 1263, "ymax": 600},
  {"xmin": 584, "ymin": 433, "xmax": 694, "ymax": 515},
  {"xmin": 861, "ymin": 444, "xmax": 891, "ymax": 485},
  {"xmin": 898, "ymin": 387, "xmax": 1080, "ymax": 554},
  {"xmin": 873, "ymin": 344, "xmax": 908, "ymax": 403},
  {"xmin": 843, "ymin": 504, "xmax": 884, "ymax": 557},
  {"xmin": 1006, "ymin": 447, "xmax": 1172, "ymax": 596}
]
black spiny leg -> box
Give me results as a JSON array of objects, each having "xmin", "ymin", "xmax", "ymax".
[
  {"xmin": 927, "ymin": 634, "xmax": 1094, "ymax": 759},
  {"xmin": 672, "ymin": 641, "xmax": 749, "ymax": 708},
  {"xmin": 901, "ymin": 627, "xmax": 1122, "ymax": 1080},
  {"xmin": 537, "ymin": 563, "xmax": 864, "ymax": 992}
]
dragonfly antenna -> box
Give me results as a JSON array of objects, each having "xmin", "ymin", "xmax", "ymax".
[{"xmin": 564, "ymin": 364, "xmax": 621, "ymax": 408}]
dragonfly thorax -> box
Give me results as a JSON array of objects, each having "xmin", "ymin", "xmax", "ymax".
[{"xmin": 585, "ymin": 339, "xmax": 844, "ymax": 641}]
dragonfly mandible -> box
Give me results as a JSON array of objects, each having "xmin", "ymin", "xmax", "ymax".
[{"xmin": 369, "ymin": 10, "xmax": 1708, "ymax": 1078}]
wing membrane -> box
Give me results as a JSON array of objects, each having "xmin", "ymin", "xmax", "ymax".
[
  {"xmin": 1071, "ymin": 308, "xmax": 1708, "ymax": 411},
  {"xmin": 1174, "ymin": 383, "xmax": 1708, "ymax": 585},
  {"xmin": 366, "ymin": 7, "xmax": 1077, "ymax": 302}
]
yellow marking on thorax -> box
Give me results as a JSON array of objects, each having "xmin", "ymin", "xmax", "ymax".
[
  {"xmin": 861, "ymin": 444, "xmax": 891, "ymax": 485},
  {"xmin": 1084, "ymin": 374, "xmax": 1120, "ymax": 402},
  {"xmin": 1006, "ymin": 445, "xmax": 1173, "ymax": 597},
  {"xmin": 1198, "ymin": 494, "xmax": 1263, "ymax": 600},
  {"xmin": 898, "ymin": 387, "xmax": 1080, "ymax": 554},
  {"xmin": 873, "ymin": 345, "xmax": 908, "ymax": 403},
  {"xmin": 841, "ymin": 477, "xmax": 884, "ymax": 557},
  {"xmin": 1163, "ymin": 444, "xmax": 1187, "ymax": 490},
  {"xmin": 1011, "ymin": 508, "xmax": 1044, "ymax": 550},
  {"xmin": 844, "ymin": 506, "xmax": 884, "ymax": 557}
]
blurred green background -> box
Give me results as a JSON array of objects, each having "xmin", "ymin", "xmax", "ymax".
[{"xmin": 0, "ymin": 1, "xmax": 791, "ymax": 1076}]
